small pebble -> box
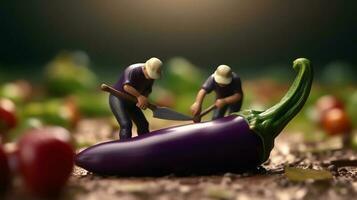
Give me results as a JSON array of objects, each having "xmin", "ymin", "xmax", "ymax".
[
  {"xmin": 338, "ymin": 168, "xmax": 348, "ymax": 175},
  {"xmin": 322, "ymin": 160, "xmax": 331, "ymax": 167},
  {"xmin": 223, "ymin": 172, "xmax": 235, "ymax": 178},
  {"xmin": 178, "ymin": 185, "xmax": 191, "ymax": 193},
  {"xmin": 327, "ymin": 165, "xmax": 338, "ymax": 172}
]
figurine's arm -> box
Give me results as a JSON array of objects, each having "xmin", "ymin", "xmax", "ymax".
[
  {"xmin": 190, "ymin": 89, "xmax": 207, "ymax": 116},
  {"xmin": 224, "ymin": 93, "xmax": 242, "ymax": 104},
  {"xmin": 123, "ymin": 84, "xmax": 148, "ymax": 110},
  {"xmin": 216, "ymin": 93, "xmax": 241, "ymax": 108}
]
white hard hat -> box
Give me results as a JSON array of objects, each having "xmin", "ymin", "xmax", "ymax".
[
  {"xmin": 145, "ymin": 57, "xmax": 162, "ymax": 79},
  {"xmin": 213, "ymin": 65, "xmax": 233, "ymax": 85}
]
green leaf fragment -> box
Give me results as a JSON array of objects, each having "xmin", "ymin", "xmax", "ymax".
[{"xmin": 285, "ymin": 167, "xmax": 333, "ymax": 182}]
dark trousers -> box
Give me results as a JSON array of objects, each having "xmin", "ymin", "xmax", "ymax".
[
  {"xmin": 109, "ymin": 95, "xmax": 149, "ymax": 139},
  {"xmin": 212, "ymin": 101, "xmax": 242, "ymax": 120}
]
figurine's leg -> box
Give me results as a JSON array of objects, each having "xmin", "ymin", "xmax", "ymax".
[
  {"xmin": 129, "ymin": 107, "xmax": 149, "ymax": 136},
  {"xmin": 212, "ymin": 105, "xmax": 228, "ymax": 120},
  {"xmin": 109, "ymin": 95, "xmax": 133, "ymax": 139},
  {"xmin": 228, "ymin": 101, "xmax": 243, "ymax": 114}
]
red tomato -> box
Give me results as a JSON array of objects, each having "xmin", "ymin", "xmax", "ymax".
[
  {"xmin": 321, "ymin": 108, "xmax": 352, "ymax": 135},
  {"xmin": 0, "ymin": 98, "xmax": 17, "ymax": 133},
  {"xmin": 0, "ymin": 145, "xmax": 10, "ymax": 193},
  {"xmin": 24, "ymin": 126, "xmax": 73, "ymax": 144},
  {"xmin": 18, "ymin": 131, "xmax": 74, "ymax": 196}
]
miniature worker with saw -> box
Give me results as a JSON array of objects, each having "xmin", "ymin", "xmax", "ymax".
[
  {"xmin": 191, "ymin": 65, "xmax": 243, "ymax": 120},
  {"xmin": 110, "ymin": 57, "xmax": 163, "ymax": 139}
]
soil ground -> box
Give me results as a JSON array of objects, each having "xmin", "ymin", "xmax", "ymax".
[{"xmin": 3, "ymin": 118, "xmax": 357, "ymax": 200}]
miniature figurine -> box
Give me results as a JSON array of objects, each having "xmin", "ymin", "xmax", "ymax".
[
  {"xmin": 109, "ymin": 57, "xmax": 163, "ymax": 139},
  {"xmin": 190, "ymin": 65, "xmax": 243, "ymax": 120},
  {"xmin": 76, "ymin": 58, "xmax": 313, "ymax": 176}
]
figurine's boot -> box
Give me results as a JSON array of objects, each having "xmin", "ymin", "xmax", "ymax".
[
  {"xmin": 136, "ymin": 122, "xmax": 149, "ymax": 135},
  {"xmin": 119, "ymin": 127, "xmax": 132, "ymax": 140}
]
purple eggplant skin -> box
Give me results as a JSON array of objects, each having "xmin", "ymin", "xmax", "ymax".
[
  {"xmin": 76, "ymin": 115, "xmax": 262, "ymax": 175},
  {"xmin": 75, "ymin": 58, "xmax": 313, "ymax": 176}
]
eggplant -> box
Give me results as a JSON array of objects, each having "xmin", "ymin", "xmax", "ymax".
[{"xmin": 75, "ymin": 58, "xmax": 313, "ymax": 176}]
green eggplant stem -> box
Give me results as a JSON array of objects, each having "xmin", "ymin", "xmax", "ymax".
[{"xmin": 238, "ymin": 58, "xmax": 313, "ymax": 162}]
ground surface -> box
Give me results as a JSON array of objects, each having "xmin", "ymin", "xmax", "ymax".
[{"xmin": 4, "ymin": 118, "xmax": 357, "ymax": 200}]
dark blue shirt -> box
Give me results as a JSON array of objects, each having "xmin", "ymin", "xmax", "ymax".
[
  {"xmin": 113, "ymin": 64, "xmax": 154, "ymax": 97},
  {"xmin": 202, "ymin": 72, "xmax": 243, "ymax": 99}
]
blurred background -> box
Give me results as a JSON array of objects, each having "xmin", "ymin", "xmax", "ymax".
[
  {"xmin": 1, "ymin": 0, "xmax": 356, "ymax": 80},
  {"xmin": 0, "ymin": 0, "xmax": 356, "ymax": 146},
  {"xmin": 1, "ymin": 2, "xmax": 357, "ymax": 198}
]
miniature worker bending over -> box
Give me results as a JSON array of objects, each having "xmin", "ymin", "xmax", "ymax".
[
  {"xmin": 110, "ymin": 57, "xmax": 162, "ymax": 139},
  {"xmin": 191, "ymin": 65, "xmax": 243, "ymax": 120}
]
